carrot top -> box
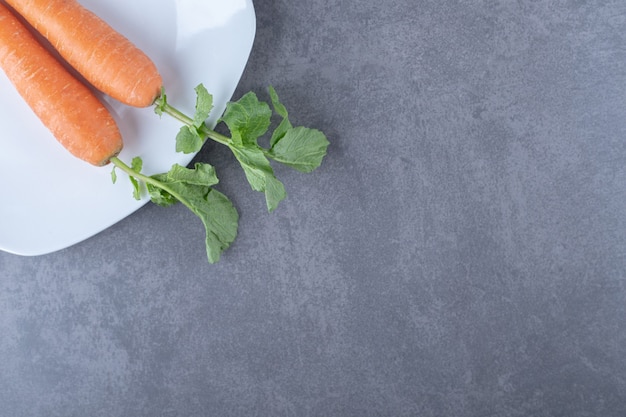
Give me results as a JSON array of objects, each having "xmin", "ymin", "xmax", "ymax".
[{"xmin": 112, "ymin": 85, "xmax": 329, "ymax": 263}]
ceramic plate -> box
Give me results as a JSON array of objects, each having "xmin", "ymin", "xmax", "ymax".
[{"xmin": 0, "ymin": 0, "xmax": 256, "ymax": 256}]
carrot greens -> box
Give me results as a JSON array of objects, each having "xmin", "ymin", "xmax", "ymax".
[
  {"xmin": 110, "ymin": 156, "xmax": 238, "ymax": 264},
  {"xmin": 155, "ymin": 85, "xmax": 329, "ymax": 212},
  {"xmin": 113, "ymin": 84, "xmax": 329, "ymax": 263}
]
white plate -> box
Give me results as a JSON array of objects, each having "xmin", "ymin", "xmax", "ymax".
[{"xmin": 0, "ymin": 0, "xmax": 256, "ymax": 256}]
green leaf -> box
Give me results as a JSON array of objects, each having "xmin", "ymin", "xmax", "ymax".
[
  {"xmin": 129, "ymin": 177, "xmax": 141, "ymax": 199},
  {"xmin": 193, "ymin": 84, "xmax": 213, "ymax": 128},
  {"xmin": 111, "ymin": 166, "xmax": 117, "ymax": 184},
  {"xmin": 165, "ymin": 162, "xmax": 219, "ymax": 186},
  {"xmin": 270, "ymin": 118, "xmax": 293, "ymax": 149},
  {"xmin": 129, "ymin": 157, "xmax": 144, "ymax": 200},
  {"xmin": 147, "ymin": 163, "xmax": 238, "ymax": 263},
  {"xmin": 197, "ymin": 188, "xmax": 239, "ymax": 263},
  {"xmin": 268, "ymin": 126, "xmax": 329, "ymax": 173},
  {"xmin": 146, "ymin": 181, "xmax": 177, "ymax": 207},
  {"xmin": 265, "ymin": 87, "xmax": 329, "ymax": 171},
  {"xmin": 176, "ymin": 125, "xmax": 203, "ymax": 154},
  {"xmin": 131, "ymin": 156, "xmax": 143, "ymax": 172},
  {"xmin": 148, "ymin": 163, "xmax": 219, "ymax": 207},
  {"xmin": 220, "ymin": 92, "xmax": 272, "ymax": 147},
  {"xmin": 268, "ymin": 86, "xmax": 293, "ymax": 148},
  {"xmin": 268, "ymin": 86, "xmax": 288, "ymax": 119},
  {"xmin": 264, "ymin": 174, "xmax": 288, "ymax": 213},
  {"xmin": 229, "ymin": 145, "xmax": 286, "ymax": 212}
]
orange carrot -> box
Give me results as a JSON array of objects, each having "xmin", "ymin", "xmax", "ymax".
[
  {"xmin": 0, "ymin": 2, "xmax": 123, "ymax": 166},
  {"xmin": 4, "ymin": 0, "xmax": 163, "ymax": 108}
]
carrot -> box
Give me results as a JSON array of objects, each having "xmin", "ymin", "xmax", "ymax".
[
  {"xmin": 0, "ymin": 2, "xmax": 123, "ymax": 166},
  {"xmin": 4, "ymin": 0, "xmax": 163, "ymax": 108}
]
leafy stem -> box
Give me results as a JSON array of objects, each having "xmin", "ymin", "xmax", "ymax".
[
  {"xmin": 113, "ymin": 84, "xmax": 328, "ymax": 263},
  {"xmin": 153, "ymin": 95, "xmax": 231, "ymax": 148},
  {"xmin": 110, "ymin": 156, "xmax": 185, "ymax": 208},
  {"xmin": 110, "ymin": 155, "xmax": 238, "ymax": 264},
  {"xmin": 153, "ymin": 85, "xmax": 329, "ymax": 212}
]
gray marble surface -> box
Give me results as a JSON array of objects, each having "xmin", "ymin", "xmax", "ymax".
[{"xmin": 2, "ymin": 1, "xmax": 626, "ymax": 416}]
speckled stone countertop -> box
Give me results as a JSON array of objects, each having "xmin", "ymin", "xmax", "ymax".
[{"xmin": 2, "ymin": 1, "xmax": 626, "ymax": 416}]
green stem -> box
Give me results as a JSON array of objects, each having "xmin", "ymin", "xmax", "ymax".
[
  {"xmin": 152, "ymin": 95, "xmax": 277, "ymax": 163},
  {"xmin": 153, "ymin": 96, "xmax": 231, "ymax": 147},
  {"xmin": 110, "ymin": 157, "xmax": 193, "ymax": 211},
  {"xmin": 110, "ymin": 157, "xmax": 151, "ymax": 183}
]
